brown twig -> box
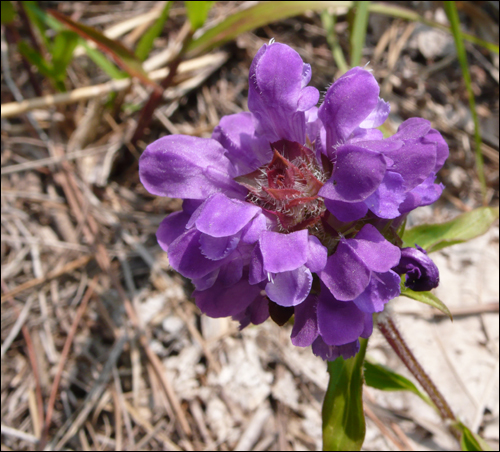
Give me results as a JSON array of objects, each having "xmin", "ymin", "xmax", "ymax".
[
  {"xmin": 377, "ymin": 315, "xmax": 461, "ymax": 441},
  {"xmin": 41, "ymin": 276, "xmax": 98, "ymax": 447},
  {"xmin": 0, "ymin": 254, "xmax": 93, "ymax": 302}
]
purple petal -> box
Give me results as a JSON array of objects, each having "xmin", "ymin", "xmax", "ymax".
[
  {"xmin": 156, "ymin": 211, "xmax": 190, "ymax": 252},
  {"xmin": 352, "ymin": 139, "xmax": 403, "ymax": 154},
  {"xmin": 353, "ymin": 270, "xmax": 401, "ymax": 312},
  {"xmin": 240, "ymin": 212, "xmax": 268, "ymax": 244},
  {"xmin": 349, "ymin": 224, "xmax": 401, "ymax": 272},
  {"xmin": 218, "ymin": 252, "xmax": 244, "ymax": 286},
  {"xmin": 192, "ymin": 269, "xmax": 219, "ymax": 291},
  {"xmin": 168, "ymin": 229, "xmax": 224, "ymax": 279},
  {"xmin": 212, "ymin": 112, "xmax": 271, "ymax": 175},
  {"xmin": 194, "ymin": 193, "xmax": 260, "ymax": 237},
  {"xmin": 383, "ymin": 137, "xmax": 437, "ymax": 191},
  {"xmin": 305, "ymin": 106, "xmax": 322, "ymax": 145},
  {"xmin": 393, "ymin": 246, "xmax": 440, "ymax": 291},
  {"xmin": 318, "ymin": 67, "xmax": 380, "ymax": 148},
  {"xmin": 391, "ymin": 117, "xmax": 431, "ymax": 140},
  {"xmin": 360, "ymin": 313, "xmax": 373, "ymax": 338},
  {"xmin": 317, "ymin": 286, "xmax": 366, "ymax": 345},
  {"xmin": 248, "ymin": 43, "xmax": 318, "ymax": 143},
  {"xmin": 249, "ymin": 244, "xmax": 267, "ymax": 284},
  {"xmin": 364, "ymin": 171, "xmax": 406, "ymax": 219},
  {"xmin": 291, "ymin": 294, "xmax": 319, "ymax": 347},
  {"xmin": 312, "ymin": 336, "xmax": 360, "ymax": 361},
  {"xmin": 318, "ymin": 241, "xmax": 371, "ymax": 301},
  {"xmin": 359, "ymin": 98, "xmax": 390, "ymax": 128},
  {"xmin": 324, "ymin": 199, "xmax": 368, "ymax": 222},
  {"xmin": 399, "ymin": 174, "xmax": 444, "ymax": 213},
  {"xmin": 425, "ymin": 128, "xmax": 449, "ymax": 173},
  {"xmin": 306, "ymin": 235, "xmax": 328, "ymax": 272},
  {"xmin": 199, "ymin": 233, "xmax": 240, "ymax": 260},
  {"xmin": 319, "ymin": 144, "xmax": 387, "ymax": 202},
  {"xmin": 139, "ymin": 135, "xmax": 245, "ymax": 199},
  {"xmin": 194, "ymin": 279, "xmax": 262, "ymax": 317},
  {"xmin": 260, "ymin": 230, "xmax": 309, "ymax": 273},
  {"xmin": 349, "ymin": 127, "xmax": 384, "ymax": 143},
  {"xmin": 265, "ymin": 266, "xmax": 312, "ymax": 307}
]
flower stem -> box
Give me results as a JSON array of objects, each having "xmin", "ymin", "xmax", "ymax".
[{"xmin": 377, "ymin": 315, "xmax": 461, "ymax": 441}]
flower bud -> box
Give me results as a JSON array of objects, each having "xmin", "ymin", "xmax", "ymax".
[{"xmin": 393, "ymin": 245, "xmax": 439, "ymax": 291}]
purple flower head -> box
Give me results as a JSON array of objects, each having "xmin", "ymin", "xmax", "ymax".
[
  {"xmin": 139, "ymin": 41, "xmax": 447, "ymax": 361},
  {"xmin": 393, "ymin": 245, "xmax": 440, "ymax": 291}
]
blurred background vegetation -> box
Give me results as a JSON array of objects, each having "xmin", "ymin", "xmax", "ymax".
[{"xmin": 1, "ymin": 2, "xmax": 498, "ymax": 451}]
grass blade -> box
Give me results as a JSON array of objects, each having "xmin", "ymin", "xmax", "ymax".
[
  {"xmin": 185, "ymin": 1, "xmax": 215, "ymax": 32},
  {"xmin": 135, "ymin": 1, "xmax": 172, "ymax": 61},
  {"xmin": 443, "ymin": 1, "xmax": 486, "ymax": 202},
  {"xmin": 321, "ymin": 9, "xmax": 349, "ymax": 74},
  {"xmin": 350, "ymin": 1, "xmax": 370, "ymax": 67}
]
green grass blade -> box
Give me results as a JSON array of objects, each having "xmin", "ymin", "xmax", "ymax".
[
  {"xmin": 350, "ymin": 1, "xmax": 370, "ymax": 67},
  {"xmin": 321, "ymin": 10, "xmax": 349, "ymax": 74},
  {"xmin": 368, "ymin": 2, "xmax": 499, "ymax": 54},
  {"xmin": 135, "ymin": 1, "xmax": 172, "ymax": 61},
  {"xmin": 187, "ymin": 1, "xmax": 353, "ymax": 56},
  {"xmin": 51, "ymin": 30, "xmax": 79, "ymax": 81},
  {"xmin": 443, "ymin": 1, "xmax": 486, "ymax": 202},
  {"xmin": 81, "ymin": 40, "xmax": 128, "ymax": 80},
  {"xmin": 1, "ymin": 1, "xmax": 16, "ymax": 24},
  {"xmin": 185, "ymin": 1, "xmax": 214, "ymax": 32}
]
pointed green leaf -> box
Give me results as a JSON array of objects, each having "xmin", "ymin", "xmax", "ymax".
[
  {"xmin": 350, "ymin": 1, "xmax": 370, "ymax": 67},
  {"xmin": 321, "ymin": 9, "xmax": 349, "ymax": 74},
  {"xmin": 80, "ymin": 40, "xmax": 128, "ymax": 80},
  {"xmin": 135, "ymin": 1, "xmax": 172, "ymax": 61},
  {"xmin": 22, "ymin": 1, "xmax": 51, "ymax": 50},
  {"xmin": 187, "ymin": 1, "xmax": 353, "ymax": 56},
  {"xmin": 48, "ymin": 9, "xmax": 160, "ymax": 91},
  {"xmin": 401, "ymin": 284, "xmax": 453, "ymax": 321},
  {"xmin": 51, "ymin": 30, "xmax": 79, "ymax": 81},
  {"xmin": 185, "ymin": 1, "xmax": 214, "ymax": 31},
  {"xmin": 322, "ymin": 338, "xmax": 367, "ymax": 451},
  {"xmin": 18, "ymin": 41, "xmax": 53, "ymax": 79},
  {"xmin": 402, "ymin": 207, "xmax": 499, "ymax": 253},
  {"xmin": 1, "ymin": 1, "xmax": 16, "ymax": 24},
  {"xmin": 455, "ymin": 422, "xmax": 494, "ymax": 451},
  {"xmin": 364, "ymin": 358, "xmax": 434, "ymax": 407}
]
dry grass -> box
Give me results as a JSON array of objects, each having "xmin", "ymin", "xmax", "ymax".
[{"xmin": 1, "ymin": 2, "xmax": 498, "ymax": 450}]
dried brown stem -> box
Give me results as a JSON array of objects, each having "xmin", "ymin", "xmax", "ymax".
[{"xmin": 377, "ymin": 315, "xmax": 461, "ymax": 441}]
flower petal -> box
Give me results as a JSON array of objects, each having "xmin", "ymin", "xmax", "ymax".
[
  {"xmin": 199, "ymin": 233, "xmax": 240, "ymax": 260},
  {"xmin": 317, "ymin": 285, "xmax": 366, "ymax": 345},
  {"xmin": 319, "ymin": 144, "xmax": 387, "ymax": 202},
  {"xmin": 393, "ymin": 246, "xmax": 440, "ymax": 291},
  {"xmin": 353, "ymin": 270, "xmax": 401, "ymax": 312},
  {"xmin": 318, "ymin": 241, "xmax": 371, "ymax": 301},
  {"xmin": 291, "ymin": 294, "xmax": 319, "ymax": 347},
  {"xmin": 399, "ymin": 174, "xmax": 444, "ymax": 213},
  {"xmin": 194, "ymin": 193, "xmax": 261, "ymax": 237},
  {"xmin": 312, "ymin": 337, "xmax": 360, "ymax": 361},
  {"xmin": 194, "ymin": 279, "xmax": 262, "ymax": 317},
  {"xmin": 265, "ymin": 266, "xmax": 312, "ymax": 307},
  {"xmin": 168, "ymin": 229, "xmax": 225, "ymax": 279},
  {"xmin": 324, "ymin": 199, "xmax": 368, "ymax": 222},
  {"xmin": 260, "ymin": 229, "xmax": 309, "ymax": 273},
  {"xmin": 359, "ymin": 97, "xmax": 390, "ymax": 128},
  {"xmin": 364, "ymin": 171, "xmax": 406, "ymax": 219},
  {"xmin": 306, "ymin": 235, "xmax": 328, "ymax": 272},
  {"xmin": 318, "ymin": 67, "xmax": 380, "ymax": 148},
  {"xmin": 139, "ymin": 135, "xmax": 245, "ymax": 199},
  {"xmin": 348, "ymin": 224, "xmax": 401, "ymax": 272},
  {"xmin": 156, "ymin": 211, "xmax": 190, "ymax": 252},
  {"xmin": 212, "ymin": 112, "xmax": 271, "ymax": 175},
  {"xmin": 248, "ymin": 42, "xmax": 318, "ymax": 143}
]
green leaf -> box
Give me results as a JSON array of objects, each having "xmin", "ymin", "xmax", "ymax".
[
  {"xmin": 456, "ymin": 422, "xmax": 494, "ymax": 451},
  {"xmin": 402, "ymin": 207, "xmax": 499, "ymax": 253},
  {"xmin": 187, "ymin": 1, "xmax": 353, "ymax": 56},
  {"xmin": 22, "ymin": 1, "xmax": 51, "ymax": 50},
  {"xmin": 401, "ymin": 285, "xmax": 453, "ymax": 320},
  {"xmin": 364, "ymin": 358, "xmax": 434, "ymax": 407},
  {"xmin": 51, "ymin": 30, "xmax": 79, "ymax": 81},
  {"xmin": 185, "ymin": 1, "xmax": 214, "ymax": 31},
  {"xmin": 81, "ymin": 40, "xmax": 128, "ymax": 80},
  {"xmin": 48, "ymin": 9, "xmax": 160, "ymax": 91},
  {"xmin": 321, "ymin": 9, "xmax": 349, "ymax": 74},
  {"xmin": 350, "ymin": 1, "xmax": 370, "ymax": 67},
  {"xmin": 135, "ymin": 1, "xmax": 172, "ymax": 61},
  {"xmin": 322, "ymin": 338, "xmax": 367, "ymax": 451},
  {"xmin": 1, "ymin": 1, "xmax": 16, "ymax": 24},
  {"xmin": 18, "ymin": 40, "xmax": 54, "ymax": 79},
  {"xmin": 443, "ymin": 1, "xmax": 486, "ymax": 201}
]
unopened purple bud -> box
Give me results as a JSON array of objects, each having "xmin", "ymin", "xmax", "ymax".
[{"xmin": 393, "ymin": 245, "xmax": 439, "ymax": 291}]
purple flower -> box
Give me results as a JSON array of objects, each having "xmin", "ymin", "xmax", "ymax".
[
  {"xmin": 393, "ymin": 245, "xmax": 440, "ymax": 291},
  {"xmin": 139, "ymin": 41, "xmax": 447, "ymax": 361}
]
